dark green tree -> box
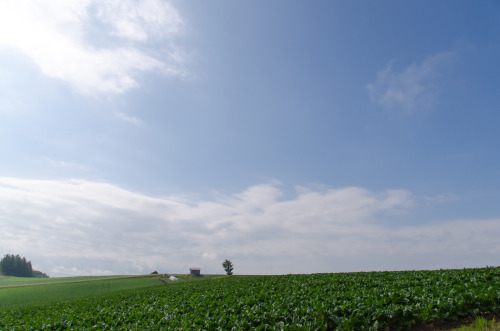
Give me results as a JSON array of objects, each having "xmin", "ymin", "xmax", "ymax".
[
  {"xmin": 222, "ymin": 259, "xmax": 233, "ymax": 275},
  {"xmin": 32, "ymin": 270, "xmax": 49, "ymax": 278},
  {"xmin": 0, "ymin": 254, "xmax": 14, "ymax": 275},
  {"xmin": 0, "ymin": 254, "xmax": 34, "ymax": 277}
]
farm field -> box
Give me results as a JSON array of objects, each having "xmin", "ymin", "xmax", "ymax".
[
  {"xmin": 0, "ymin": 275, "xmax": 165, "ymax": 307},
  {"xmin": 0, "ymin": 267, "xmax": 499, "ymax": 330},
  {"xmin": 0, "ymin": 275, "xmax": 144, "ymax": 287}
]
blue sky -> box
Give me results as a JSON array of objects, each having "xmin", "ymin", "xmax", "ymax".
[{"xmin": 1, "ymin": 1, "xmax": 499, "ymax": 276}]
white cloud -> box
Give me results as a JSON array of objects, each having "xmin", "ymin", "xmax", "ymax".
[
  {"xmin": 202, "ymin": 252, "xmax": 218, "ymax": 261},
  {"xmin": 367, "ymin": 51, "xmax": 456, "ymax": 112},
  {"xmin": 0, "ymin": 95, "xmax": 18, "ymax": 114},
  {"xmin": 51, "ymin": 265, "xmax": 113, "ymax": 277},
  {"xmin": 0, "ymin": 0, "xmax": 186, "ymax": 96},
  {"xmin": 0, "ymin": 177, "xmax": 498, "ymax": 276},
  {"xmin": 93, "ymin": 0, "xmax": 182, "ymax": 41}
]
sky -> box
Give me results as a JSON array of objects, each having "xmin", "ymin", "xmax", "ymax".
[{"xmin": 0, "ymin": 1, "xmax": 499, "ymax": 277}]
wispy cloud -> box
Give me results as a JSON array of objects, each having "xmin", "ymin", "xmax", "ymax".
[
  {"xmin": 1, "ymin": 177, "xmax": 498, "ymax": 276},
  {"xmin": 0, "ymin": 0, "xmax": 187, "ymax": 96},
  {"xmin": 424, "ymin": 193, "xmax": 458, "ymax": 203},
  {"xmin": 367, "ymin": 51, "xmax": 456, "ymax": 112},
  {"xmin": 43, "ymin": 157, "xmax": 90, "ymax": 171},
  {"xmin": 115, "ymin": 112, "xmax": 145, "ymax": 126},
  {"xmin": 202, "ymin": 252, "xmax": 218, "ymax": 261}
]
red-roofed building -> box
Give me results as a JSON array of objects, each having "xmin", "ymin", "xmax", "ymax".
[{"xmin": 189, "ymin": 267, "xmax": 201, "ymax": 276}]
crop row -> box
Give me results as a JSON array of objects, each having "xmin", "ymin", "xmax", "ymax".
[{"xmin": 1, "ymin": 267, "xmax": 499, "ymax": 330}]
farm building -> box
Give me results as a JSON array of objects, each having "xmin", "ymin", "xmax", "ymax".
[{"xmin": 189, "ymin": 267, "xmax": 201, "ymax": 276}]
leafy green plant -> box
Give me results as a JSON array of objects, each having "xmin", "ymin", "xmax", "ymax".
[{"xmin": 0, "ymin": 267, "xmax": 498, "ymax": 330}]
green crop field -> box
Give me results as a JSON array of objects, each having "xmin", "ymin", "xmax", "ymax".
[
  {"xmin": 0, "ymin": 275, "xmax": 142, "ymax": 287},
  {"xmin": 0, "ymin": 275, "xmax": 164, "ymax": 307},
  {"xmin": 0, "ymin": 267, "xmax": 499, "ymax": 330}
]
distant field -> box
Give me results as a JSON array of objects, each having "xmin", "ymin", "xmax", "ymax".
[
  {"xmin": 0, "ymin": 275, "xmax": 134, "ymax": 287},
  {"xmin": 0, "ymin": 275, "xmax": 165, "ymax": 307}
]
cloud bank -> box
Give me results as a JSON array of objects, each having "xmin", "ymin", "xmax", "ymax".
[
  {"xmin": 0, "ymin": 0, "xmax": 187, "ymax": 95},
  {"xmin": 367, "ymin": 51, "xmax": 456, "ymax": 112},
  {"xmin": 1, "ymin": 177, "xmax": 498, "ymax": 276}
]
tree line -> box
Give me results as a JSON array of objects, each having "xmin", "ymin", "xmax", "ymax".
[{"xmin": 0, "ymin": 254, "xmax": 49, "ymax": 278}]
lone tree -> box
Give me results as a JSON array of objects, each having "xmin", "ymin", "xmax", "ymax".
[{"xmin": 222, "ymin": 259, "xmax": 233, "ymax": 275}]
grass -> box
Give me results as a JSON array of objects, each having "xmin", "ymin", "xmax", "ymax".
[
  {"xmin": 0, "ymin": 274, "xmax": 225, "ymax": 308},
  {"xmin": 0, "ymin": 274, "xmax": 166, "ymax": 307},
  {"xmin": 455, "ymin": 316, "xmax": 500, "ymax": 331},
  {"xmin": 0, "ymin": 275, "xmax": 136, "ymax": 287}
]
